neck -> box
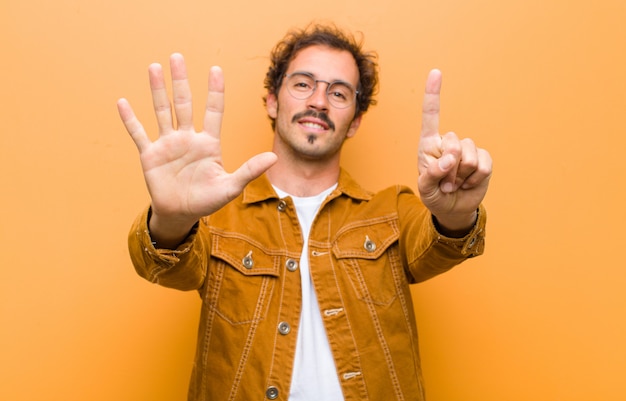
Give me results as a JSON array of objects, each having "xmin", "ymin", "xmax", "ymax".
[{"xmin": 267, "ymin": 158, "xmax": 340, "ymax": 197}]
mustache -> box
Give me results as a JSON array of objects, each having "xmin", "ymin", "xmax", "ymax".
[{"xmin": 291, "ymin": 110, "xmax": 335, "ymax": 131}]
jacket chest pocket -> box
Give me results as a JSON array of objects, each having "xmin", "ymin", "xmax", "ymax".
[
  {"xmin": 332, "ymin": 218, "xmax": 402, "ymax": 305},
  {"xmin": 209, "ymin": 234, "xmax": 280, "ymax": 325}
]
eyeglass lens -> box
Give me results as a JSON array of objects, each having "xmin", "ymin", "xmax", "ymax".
[{"xmin": 285, "ymin": 73, "xmax": 356, "ymax": 108}]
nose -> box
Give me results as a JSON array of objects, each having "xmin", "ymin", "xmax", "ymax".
[{"xmin": 306, "ymin": 82, "xmax": 330, "ymax": 111}]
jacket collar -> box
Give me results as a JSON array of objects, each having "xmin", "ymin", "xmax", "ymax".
[{"xmin": 242, "ymin": 168, "xmax": 372, "ymax": 204}]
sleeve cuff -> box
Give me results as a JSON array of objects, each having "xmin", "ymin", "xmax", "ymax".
[
  {"xmin": 134, "ymin": 206, "xmax": 198, "ymax": 268},
  {"xmin": 431, "ymin": 204, "xmax": 487, "ymax": 257}
]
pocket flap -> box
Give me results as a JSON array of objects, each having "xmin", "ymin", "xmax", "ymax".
[
  {"xmin": 212, "ymin": 233, "xmax": 280, "ymax": 277},
  {"xmin": 332, "ymin": 216, "xmax": 399, "ymax": 260}
]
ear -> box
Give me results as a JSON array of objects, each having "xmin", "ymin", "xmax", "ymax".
[
  {"xmin": 266, "ymin": 93, "xmax": 278, "ymax": 119},
  {"xmin": 346, "ymin": 114, "xmax": 362, "ymax": 138}
]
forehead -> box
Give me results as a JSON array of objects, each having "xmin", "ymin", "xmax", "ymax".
[{"xmin": 287, "ymin": 45, "xmax": 359, "ymax": 85}]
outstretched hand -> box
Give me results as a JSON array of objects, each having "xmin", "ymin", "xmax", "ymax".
[
  {"xmin": 117, "ymin": 54, "xmax": 277, "ymax": 245},
  {"xmin": 417, "ymin": 69, "xmax": 492, "ymax": 234}
]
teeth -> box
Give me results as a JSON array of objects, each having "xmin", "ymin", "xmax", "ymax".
[{"xmin": 302, "ymin": 122, "xmax": 325, "ymax": 129}]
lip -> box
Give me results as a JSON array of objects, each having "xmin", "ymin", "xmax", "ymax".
[{"xmin": 297, "ymin": 117, "xmax": 330, "ymax": 131}]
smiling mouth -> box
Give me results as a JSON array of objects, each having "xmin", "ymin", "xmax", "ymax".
[
  {"xmin": 292, "ymin": 110, "xmax": 335, "ymax": 131},
  {"xmin": 300, "ymin": 121, "xmax": 327, "ymax": 130}
]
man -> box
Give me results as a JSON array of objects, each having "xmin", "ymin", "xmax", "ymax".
[{"xmin": 118, "ymin": 24, "xmax": 492, "ymax": 401}]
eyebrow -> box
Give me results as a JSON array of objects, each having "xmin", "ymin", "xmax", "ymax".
[{"xmin": 289, "ymin": 70, "xmax": 356, "ymax": 88}]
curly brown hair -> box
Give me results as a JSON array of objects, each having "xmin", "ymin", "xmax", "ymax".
[{"xmin": 263, "ymin": 23, "xmax": 379, "ymax": 127}]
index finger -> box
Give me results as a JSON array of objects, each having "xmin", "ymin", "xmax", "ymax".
[
  {"xmin": 421, "ymin": 69, "xmax": 442, "ymax": 139},
  {"xmin": 202, "ymin": 66, "xmax": 225, "ymax": 138}
]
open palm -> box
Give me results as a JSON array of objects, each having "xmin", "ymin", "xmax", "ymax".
[{"xmin": 117, "ymin": 54, "xmax": 276, "ymax": 240}]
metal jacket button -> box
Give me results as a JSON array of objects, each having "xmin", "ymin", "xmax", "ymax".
[
  {"xmin": 266, "ymin": 386, "xmax": 279, "ymax": 399},
  {"xmin": 364, "ymin": 236, "xmax": 376, "ymax": 252},
  {"xmin": 277, "ymin": 200, "xmax": 287, "ymax": 212},
  {"xmin": 278, "ymin": 321, "xmax": 291, "ymax": 335},
  {"xmin": 242, "ymin": 251, "xmax": 254, "ymax": 269},
  {"xmin": 285, "ymin": 258, "xmax": 299, "ymax": 272}
]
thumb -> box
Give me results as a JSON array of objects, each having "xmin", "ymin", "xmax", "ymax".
[
  {"xmin": 231, "ymin": 152, "xmax": 278, "ymax": 190},
  {"xmin": 418, "ymin": 153, "xmax": 457, "ymax": 195}
]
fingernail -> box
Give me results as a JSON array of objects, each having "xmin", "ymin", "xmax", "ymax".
[
  {"xmin": 438, "ymin": 154, "xmax": 455, "ymax": 170},
  {"xmin": 441, "ymin": 182, "xmax": 455, "ymax": 193}
]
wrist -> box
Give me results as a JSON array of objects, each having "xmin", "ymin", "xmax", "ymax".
[
  {"xmin": 433, "ymin": 209, "xmax": 478, "ymax": 238},
  {"xmin": 148, "ymin": 208, "xmax": 199, "ymax": 249}
]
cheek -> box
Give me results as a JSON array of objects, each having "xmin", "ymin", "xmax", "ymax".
[
  {"xmin": 274, "ymin": 97, "xmax": 296, "ymax": 122},
  {"xmin": 337, "ymin": 113, "xmax": 358, "ymax": 133}
]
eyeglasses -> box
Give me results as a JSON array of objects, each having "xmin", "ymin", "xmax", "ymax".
[{"xmin": 283, "ymin": 72, "xmax": 359, "ymax": 109}]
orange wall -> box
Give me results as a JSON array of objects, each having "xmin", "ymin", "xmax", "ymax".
[{"xmin": 2, "ymin": 0, "xmax": 625, "ymax": 400}]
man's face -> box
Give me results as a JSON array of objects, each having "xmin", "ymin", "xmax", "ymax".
[{"xmin": 266, "ymin": 45, "xmax": 362, "ymax": 161}]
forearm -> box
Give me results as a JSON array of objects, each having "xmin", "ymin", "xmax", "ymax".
[
  {"xmin": 148, "ymin": 208, "xmax": 199, "ymax": 249},
  {"xmin": 128, "ymin": 207, "xmax": 206, "ymax": 290},
  {"xmin": 407, "ymin": 204, "xmax": 486, "ymax": 283}
]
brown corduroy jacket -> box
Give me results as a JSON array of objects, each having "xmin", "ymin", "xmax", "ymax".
[{"xmin": 128, "ymin": 169, "xmax": 486, "ymax": 401}]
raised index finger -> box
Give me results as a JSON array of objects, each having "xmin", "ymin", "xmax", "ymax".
[{"xmin": 421, "ymin": 69, "xmax": 442, "ymax": 139}]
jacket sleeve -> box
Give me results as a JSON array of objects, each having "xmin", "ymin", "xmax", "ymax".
[
  {"xmin": 127, "ymin": 206, "xmax": 208, "ymax": 291},
  {"xmin": 398, "ymin": 189, "xmax": 487, "ymax": 284}
]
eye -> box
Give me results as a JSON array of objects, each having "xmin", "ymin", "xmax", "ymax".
[
  {"xmin": 330, "ymin": 91, "xmax": 347, "ymax": 101},
  {"xmin": 289, "ymin": 74, "xmax": 314, "ymax": 92},
  {"xmin": 328, "ymin": 83, "xmax": 352, "ymax": 102}
]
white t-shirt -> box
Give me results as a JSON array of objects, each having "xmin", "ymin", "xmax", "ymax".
[{"xmin": 273, "ymin": 185, "xmax": 344, "ymax": 401}]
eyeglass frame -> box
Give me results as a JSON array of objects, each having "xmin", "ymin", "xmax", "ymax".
[{"xmin": 282, "ymin": 72, "xmax": 360, "ymax": 109}]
